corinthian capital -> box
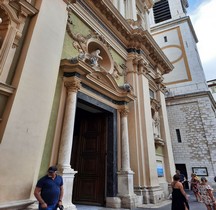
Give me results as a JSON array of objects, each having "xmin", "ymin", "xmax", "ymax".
[
  {"xmin": 119, "ymin": 107, "xmax": 129, "ymax": 117},
  {"xmin": 64, "ymin": 78, "xmax": 81, "ymax": 93}
]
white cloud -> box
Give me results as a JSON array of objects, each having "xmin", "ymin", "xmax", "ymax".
[{"xmin": 190, "ymin": 0, "xmax": 216, "ymax": 80}]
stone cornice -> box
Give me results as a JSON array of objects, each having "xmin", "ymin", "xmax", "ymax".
[
  {"xmin": 78, "ymin": 0, "xmax": 173, "ymax": 76},
  {"xmin": 8, "ymin": 0, "xmax": 38, "ymax": 17},
  {"xmin": 166, "ymin": 91, "xmax": 216, "ymax": 109},
  {"xmin": 128, "ymin": 29, "xmax": 173, "ymax": 75},
  {"xmin": 60, "ymin": 59, "xmax": 136, "ymax": 103}
]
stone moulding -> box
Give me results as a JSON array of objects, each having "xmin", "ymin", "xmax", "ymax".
[
  {"xmin": 76, "ymin": 0, "xmax": 173, "ymax": 75},
  {"xmin": 60, "ymin": 59, "xmax": 136, "ymax": 103},
  {"xmin": 154, "ymin": 137, "xmax": 165, "ymax": 148},
  {"xmin": 150, "ymin": 98, "xmax": 161, "ymax": 111}
]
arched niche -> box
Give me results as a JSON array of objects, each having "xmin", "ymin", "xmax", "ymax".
[
  {"xmin": 87, "ymin": 38, "xmax": 114, "ymax": 74},
  {"xmin": 0, "ymin": 7, "xmax": 10, "ymax": 49}
]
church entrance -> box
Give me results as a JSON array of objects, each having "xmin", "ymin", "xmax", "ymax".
[{"xmin": 71, "ymin": 104, "xmax": 108, "ymax": 206}]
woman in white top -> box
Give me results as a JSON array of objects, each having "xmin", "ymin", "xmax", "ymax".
[{"xmin": 199, "ymin": 177, "xmax": 216, "ymax": 210}]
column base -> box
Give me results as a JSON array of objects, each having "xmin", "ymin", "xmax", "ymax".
[
  {"xmin": 119, "ymin": 194, "xmax": 137, "ymax": 209},
  {"xmin": 58, "ymin": 167, "xmax": 77, "ymax": 210},
  {"xmin": 106, "ymin": 197, "xmax": 121, "ymax": 209},
  {"xmin": 117, "ymin": 170, "xmax": 135, "ymax": 196},
  {"xmin": 117, "ymin": 170, "xmax": 138, "ymax": 208},
  {"xmin": 144, "ymin": 186, "xmax": 165, "ymax": 204},
  {"xmin": 63, "ymin": 203, "xmax": 77, "ymax": 210}
]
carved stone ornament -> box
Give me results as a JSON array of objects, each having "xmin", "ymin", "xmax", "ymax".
[
  {"xmin": 8, "ymin": 0, "xmax": 38, "ymax": 17},
  {"xmin": 120, "ymin": 107, "xmax": 129, "ymax": 117},
  {"xmin": 150, "ymin": 98, "xmax": 161, "ymax": 111},
  {"xmin": 155, "ymin": 73, "xmax": 164, "ymax": 84},
  {"xmin": 66, "ymin": 23, "xmax": 115, "ymax": 72},
  {"xmin": 112, "ymin": 62, "xmax": 125, "ymax": 80},
  {"xmin": 154, "ymin": 137, "xmax": 165, "ymax": 148},
  {"xmin": 64, "ymin": 78, "xmax": 81, "ymax": 93}
]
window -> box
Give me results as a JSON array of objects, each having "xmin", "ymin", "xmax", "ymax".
[
  {"xmin": 176, "ymin": 129, "xmax": 182, "ymax": 142},
  {"xmin": 153, "ymin": 0, "xmax": 171, "ymax": 24},
  {"xmin": 164, "ymin": 36, "xmax": 167, "ymax": 42},
  {"xmin": 149, "ymin": 89, "xmax": 155, "ymax": 99}
]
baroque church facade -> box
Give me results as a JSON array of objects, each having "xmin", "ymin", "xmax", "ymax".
[
  {"xmin": 1, "ymin": 0, "xmax": 215, "ymax": 210},
  {"xmin": 0, "ymin": 0, "xmax": 175, "ymax": 209}
]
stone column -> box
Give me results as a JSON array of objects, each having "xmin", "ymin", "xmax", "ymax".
[
  {"xmin": 118, "ymin": 106, "xmax": 137, "ymax": 209},
  {"xmin": 125, "ymin": 0, "xmax": 137, "ymax": 20},
  {"xmin": 120, "ymin": 107, "xmax": 131, "ymax": 171},
  {"xmin": 58, "ymin": 77, "xmax": 81, "ymax": 210},
  {"xmin": 118, "ymin": 0, "xmax": 125, "ymax": 17}
]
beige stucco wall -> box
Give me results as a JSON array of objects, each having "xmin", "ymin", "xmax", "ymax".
[{"xmin": 0, "ymin": 0, "xmax": 68, "ymax": 202}]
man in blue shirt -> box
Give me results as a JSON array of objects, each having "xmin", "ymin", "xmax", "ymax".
[
  {"xmin": 34, "ymin": 166, "xmax": 64, "ymax": 210},
  {"xmin": 176, "ymin": 170, "xmax": 186, "ymax": 188}
]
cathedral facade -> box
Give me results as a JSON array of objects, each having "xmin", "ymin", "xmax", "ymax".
[{"xmin": 2, "ymin": 0, "xmax": 216, "ymax": 210}]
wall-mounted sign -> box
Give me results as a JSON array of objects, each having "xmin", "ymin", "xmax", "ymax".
[
  {"xmin": 192, "ymin": 167, "xmax": 208, "ymax": 176},
  {"xmin": 157, "ymin": 161, "xmax": 164, "ymax": 177}
]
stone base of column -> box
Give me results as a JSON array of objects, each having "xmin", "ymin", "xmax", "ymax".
[
  {"xmin": 106, "ymin": 197, "xmax": 121, "ymax": 208},
  {"xmin": 134, "ymin": 186, "xmax": 144, "ymax": 204},
  {"xmin": 120, "ymin": 194, "xmax": 138, "ymax": 209},
  {"xmin": 58, "ymin": 167, "xmax": 77, "ymax": 210},
  {"xmin": 118, "ymin": 170, "xmax": 135, "ymax": 195},
  {"xmin": 117, "ymin": 170, "xmax": 138, "ymax": 208},
  {"xmin": 143, "ymin": 186, "xmax": 165, "ymax": 204}
]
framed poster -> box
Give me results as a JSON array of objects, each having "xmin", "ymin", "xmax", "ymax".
[{"xmin": 192, "ymin": 167, "xmax": 208, "ymax": 176}]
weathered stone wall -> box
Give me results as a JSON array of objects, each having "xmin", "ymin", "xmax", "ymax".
[{"xmin": 167, "ymin": 94, "xmax": 216, "ymax": 184}]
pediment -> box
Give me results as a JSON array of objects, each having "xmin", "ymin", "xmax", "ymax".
[
  {"xmin": 84, "ymin": 71, "xmax": 135, "ymax": 102},
  {"xmin": 86, "ymin": 71, "xmax": 124, "ymax": 93},
  {"xmin": 60, "ymin": 59, "xmax": 136, "ymax": 103}
]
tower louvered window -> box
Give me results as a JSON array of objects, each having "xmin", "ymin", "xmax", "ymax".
[{"xmin": 153, "ymin": 0, "xmax": 171, "ymax": 23}]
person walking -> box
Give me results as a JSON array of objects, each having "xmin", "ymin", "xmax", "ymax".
[
  {"xmin": 176, "ymin": 170, "xmax": 186, "ymax": 188},
  {"xmin": 190, "ymin": 173, "xmax": 202, "ymax": 202},
  {"xmin": 171, "ymin": 174, "xmax": 189, "ymax": 210},
  {"xmin": 199, "ymin": 177, "xmax": 216, "ymax": 210},
  {"xmin": 34, "ymin": 166, "xmax": 64, "ymax": 210}
]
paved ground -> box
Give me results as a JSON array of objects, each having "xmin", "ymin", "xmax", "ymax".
[
  {"xmin": 76, "ymin": 190, "xmax": 210, "ymax": 210},
  {"xmin": 26, "ymin": 190, "xmax": 212, "ymax": 210}
]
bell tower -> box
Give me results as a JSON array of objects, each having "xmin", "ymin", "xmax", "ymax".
[{"xmin": 149, "ymin": 0, "xmax": 216, "ymax": 184}]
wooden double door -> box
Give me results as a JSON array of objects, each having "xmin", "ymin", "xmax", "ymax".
[{"xmin": 71, "ymin": 108, "xmax": 107, "ymax": 206}]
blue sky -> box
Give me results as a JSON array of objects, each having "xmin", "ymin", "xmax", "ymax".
[{"xmin": 187, "ymin": 0, "xmax": 216, "ymax": 81}]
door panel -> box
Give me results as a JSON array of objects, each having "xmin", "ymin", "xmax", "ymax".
[{"xmin": 72, "ymin": 111, "xmax": 107, "ymax": 205}]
